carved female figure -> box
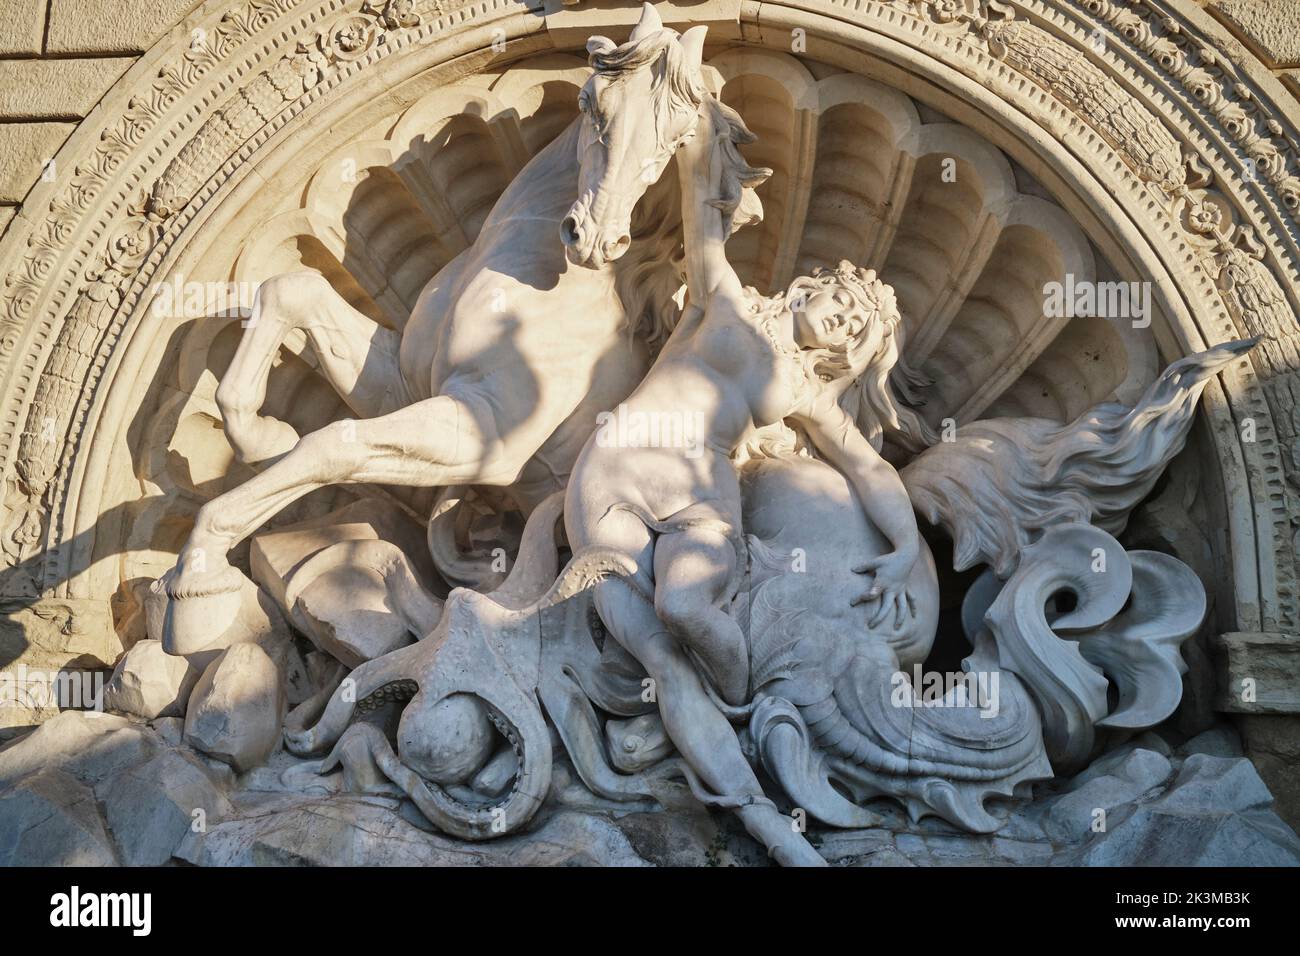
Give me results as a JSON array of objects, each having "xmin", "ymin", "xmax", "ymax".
[{"xmin": 564, "ymin": 94, "xmax": 934, "ymax": 866}]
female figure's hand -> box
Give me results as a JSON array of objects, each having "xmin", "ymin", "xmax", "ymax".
[{"xmin": 852, "ymin": 549, "xmax": 917, "ymax": 629}]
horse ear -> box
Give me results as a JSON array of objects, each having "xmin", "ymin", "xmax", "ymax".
[
  {"xmin": 680, "ymin": 25, "xmax": 707, "ymax": 70},
  {"xmin": 587, "ymin": 35, "xmax": 617, "ymax": 61},
  {"xmin": 629, "ymin": 2, "xmax": 663, "ymax": 41}
]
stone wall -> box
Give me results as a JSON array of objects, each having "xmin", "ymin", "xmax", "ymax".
[
  {"xmin": 1207, "ymin": 0, "xmax": 1300, "ymax": 91},
  {"xmin": 0, "ymin": 1, "xmax": 203, "ymax": 237}
]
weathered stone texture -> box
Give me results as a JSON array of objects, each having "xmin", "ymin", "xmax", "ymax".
[
  {"xmin": 184, "ymin": 644, "xmax": 286, "ymax": 773},
  {"xmin": 45, "ymin": 0, "xmax": 205, "ymax": 55},
  {"xmin": 103, "ymin": 639, "xmax": 200, "ymax": 720},
  {"xmin": 0, "ymin": 598, "xmax": 120, "ymax": 733},
  {"xmin": 1214, "ymin": 631, "xmax": 1300, "ymax": 713},
  {"xmin": 0, "ymin": 768, "xmax": 117, "ymax": 865},
  {"xmin": 100, "ymin": 749, "xmax": 230, "ymax": 865},
  {"xmin": 0, "ymin": 710, "xmax": 1295, "ymax": 867},
  {"xmin": 0, "ymin": 58, "xmax": 135, "ymax": 120},
  {"xmin": 0, "ymin": 0, "xmax": 47, "ymax": 56},
  {"xmin": 0, "ymin": 123, "xmax": 76, "ymax": 204},
  {"xmin": 1239, "ymin": 714, "xmax": 1300, "ymax": 830},
  {"xmin": 1209, "ymin": 0, "xmax": 1300, "ymax": 68}
]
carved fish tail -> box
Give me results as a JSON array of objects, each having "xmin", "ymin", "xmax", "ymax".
[{"xmin": 900, "ymin": 339, "xmax": 1260, "ymax": 576}]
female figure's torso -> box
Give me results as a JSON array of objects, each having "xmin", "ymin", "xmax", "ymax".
[{"xmin": 568, "ymin": 289, "xmax": 807, "ymax": 541}]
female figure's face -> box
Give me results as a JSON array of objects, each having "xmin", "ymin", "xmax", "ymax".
[{"xmin": 790, "ymin": 284, "xmax": 867, "ymax": 350}]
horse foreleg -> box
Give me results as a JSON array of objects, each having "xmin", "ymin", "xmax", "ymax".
[
  {"xmin": 164, "ymin": 390, "xmax": 517, "ymax": 652},
  {"xmin": 216, "ymin": 271, "xmax": 410, "ymax": 466},
  {"xmin": 180, "ymin": 392, "xmax": 512, "ymax": 572}
]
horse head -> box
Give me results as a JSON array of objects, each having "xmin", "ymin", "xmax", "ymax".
[{"xmin": 561, "ymin": 3, "xmax": 707, "ymax": 268}]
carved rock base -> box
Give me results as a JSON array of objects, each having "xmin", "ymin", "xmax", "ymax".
[{"xmin": 1, "ymin": 711, "xmax": 1295, "ymax": 867}]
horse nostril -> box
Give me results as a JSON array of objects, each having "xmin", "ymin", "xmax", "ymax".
[{"xmin": 560, "ymin": 216, "xmax": 582, "ymax": 246}]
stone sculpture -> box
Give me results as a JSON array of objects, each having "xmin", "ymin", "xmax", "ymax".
[
  {"xmin": 138, "ymin": 5, "xmax": 1266, "ymax": 865},
  {"xmin": 158, "ymin": 4, "xmax": 701, "ymax": 657}
]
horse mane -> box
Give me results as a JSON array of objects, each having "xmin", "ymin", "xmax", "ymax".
[
  {"xmin": 591, "ymin": 29, "xmax": 707, "ymax": 354},
  {"xmin": 587, "ymin": 28, "xmax": 706, "ymax": 153},
  {"xmin": 619, "ymin": 162, "xmax": 685, "ymax": 353},
  {"xmin": 700, "ymin": 95, "xmax": 771, "ymax": 238},
  {"xmin": 614, "ymin": 93, "xmax": 773, "ymax": 353}
]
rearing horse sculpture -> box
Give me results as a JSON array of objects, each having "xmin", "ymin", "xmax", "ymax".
[{"xmin": 161, "ymin": 6, "xmax": 711, "ymax": 654}]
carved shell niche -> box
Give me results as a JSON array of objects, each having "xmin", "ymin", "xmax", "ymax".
[{"xmin": 133, "ymin": 47, "xmax": 1163, "ymax": 588}]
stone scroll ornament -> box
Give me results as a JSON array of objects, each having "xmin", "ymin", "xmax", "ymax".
[{"xmin": 150, "ymin": 6, "xmax": 1261, "ymax": 863}]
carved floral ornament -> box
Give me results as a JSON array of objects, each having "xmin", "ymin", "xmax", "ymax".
[{"xmin": 0, "ymin": 0, "xmax": 1298, "ymax": 634}]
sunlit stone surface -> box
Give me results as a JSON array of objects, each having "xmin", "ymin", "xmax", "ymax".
[{"xmin": 1, "ymin": 0, "xmax": 1299, "ymax": 867}]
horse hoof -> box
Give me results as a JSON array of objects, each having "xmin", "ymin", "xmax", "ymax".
[{"xmin": 157, "ymin": 564, "xmax": 247, "ymax": 659}]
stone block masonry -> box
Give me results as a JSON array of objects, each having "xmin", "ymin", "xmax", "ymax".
[{"xmin": 0, "ymin": 0, "xmax": 204, "ymax": 240}]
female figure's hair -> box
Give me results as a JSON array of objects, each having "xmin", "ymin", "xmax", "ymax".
[
  {"xmin": 740, "ymin": 261, "xmax": 936, "ymax": 462},
  {"xmin": 801, "ymin": 261, "xmax": 937, "ymax": 452}
]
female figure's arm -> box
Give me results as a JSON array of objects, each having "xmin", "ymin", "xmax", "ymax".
[
  {"xmin": 675, "ymin": 100, "xmax": 769, "ymax": 311},
  {"xmin": 791, "ymin": 388, "xmax": 921, "ymax": 628}
]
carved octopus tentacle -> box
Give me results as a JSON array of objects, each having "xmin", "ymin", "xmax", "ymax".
[
  {"xmin": 284, "ymin": 661, "xmax": 347, "ymax": 737},
  {"xmin": 378, "ymin": 694, "xmax": 551, "ymax": 841},
  {"xmin": 538, "ymin": 668, "xmax": 682, "ymax": 806},
  {"xmin": 394, "ymin": 545, "xmax": 644, "ymax": 837},
  {"xmin": 553, "ymin": 544, "xmax": 754, "ymax": 721},
  {"xmin": 533, "ymin": 546, "xmax": 645, "ymax": 611},
  {"xmin": 284, "ymin": 639, "xmax": 427, "ymax": 756},
  {"xmin": 489, "ymin": 491, "xmax": 565, "ymax": 610},
  {"xmin": 427, "ymin": 487, "xmax": 502, "ymax": 591}
]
